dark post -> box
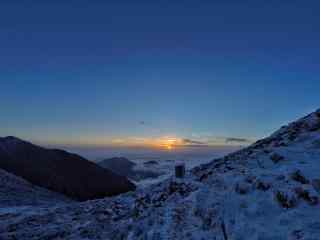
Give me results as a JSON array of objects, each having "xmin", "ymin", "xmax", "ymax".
[{"xmin": 175, "ymin": 161, "xmax": 185, "ymax": 178}]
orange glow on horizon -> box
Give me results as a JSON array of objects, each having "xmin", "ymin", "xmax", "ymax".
[
  {"xmin": 166, "ymin": 144, "xmax": 173, "ymax": 150},
  {"xmin": 157, "ymin": 137, "xmax": 179, "ymax": 150},
  {"xmin": 40, "ymin": 135, "xmax": 252, "ymax": 150}
]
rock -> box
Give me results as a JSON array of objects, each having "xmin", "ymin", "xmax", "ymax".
[
  {"xmin": 275, "ymin": 191, "xmax": 297, "ymax": 209},
  {"xmin": 255, "ymin": 180, "xmax": 271, "ymax": 191},
  {"xmin": 270, "ymin": 153, "xmax": 285, "ymax": 163},
  {"xmin": 144, "ymin": 160, "xmax": 159, "ymax": 165},
  {"xmin": 168, "ymin": 181, "xmax": 194, "ymax": 196},
  {"xmin": 288, "ymin": 132, "xmax": 298, "ymax": 141},
  {"xmin": 309, "ymin": 123, "xmax": 320, "ymax": 132},
  {"xmin": 263, "ymin": 149, "xmax": 272, "ymax": 154},
  {"xmin": 312, "ymin": 179, "xmax": 320, "ymax": 193},
  {"xmin": 294, "ymin": 187, "xmax": 319, "ymax": 205},
  {"xmin": 290, "ymin": 230, "xmax": 304, "ymax": 240},
  {"xmin": 291, "ymin": 170, "xmax": 310, "ymax": 184},
  {"xmin": 275, "ymin": 175, "xmax": 286, "ymax": 181},
  {"xmin": 199, "ymin": 171, "xmax": 213, "ymax": 182},
  {"xmin": 235, "ymin": 182, "xmax": 251, "ymax": 195}
]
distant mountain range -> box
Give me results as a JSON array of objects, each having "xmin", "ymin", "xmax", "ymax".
[
  {"xmin": 98, "ymin": 157, "xmax": 162, "ymax": 181},
  {"xmin": 0, "ymin": 137, "xmax": 135, "ymax": 201}
]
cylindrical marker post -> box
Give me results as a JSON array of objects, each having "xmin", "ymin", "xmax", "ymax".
[{"xmin": 175, "ymin": 161, "xmax": 185, "ymax": 178}]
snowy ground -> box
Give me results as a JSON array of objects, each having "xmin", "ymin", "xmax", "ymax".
[
  {"xmin": 0, "ymin": 168, "xmax": 72, "ymax": 208},
  {"xmin": 1, "ymin": 110, "xmax": 320, "ymax": 239}
]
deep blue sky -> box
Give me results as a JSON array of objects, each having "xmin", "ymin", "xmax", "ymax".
[{"xmin": 1, "ymin": 1, "xmax": 319, "ymax": 146}]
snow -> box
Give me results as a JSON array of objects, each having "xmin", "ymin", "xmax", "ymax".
[
  {"xmin": 1, "ymin": 110, "xmax": 320, "ymax": 239},
  {"xmin": 0, "ymin": 168, "xmax": 72, "ymax": 208}
]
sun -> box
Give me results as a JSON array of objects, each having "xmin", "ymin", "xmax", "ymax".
[
  {"xmin": 162, "ymin": 138, "xmax": 177, "ymax": 150},
  {"xmin": 166, "ymin": 144, "xmax": 173, "ymax": 150},
  {"xmin": 154, "ymin": 137, "xmax": 180, "ymax": 150}
]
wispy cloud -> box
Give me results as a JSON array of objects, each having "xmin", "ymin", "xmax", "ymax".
[
  {"xmin": 139, "ymin": 121, "xmax": 146, "ymax": 125},
  {"xmin": 182, "ymin": 138, "xmax": 206, "ymax": 145},
  {"xmin": 224, "ymin": 137, "xmax": 251, "ymax": 144}
]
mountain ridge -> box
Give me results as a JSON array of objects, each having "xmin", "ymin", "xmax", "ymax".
[{"xmin": 0, "ymin": 137, "xmax": 136, "ymax": 201}]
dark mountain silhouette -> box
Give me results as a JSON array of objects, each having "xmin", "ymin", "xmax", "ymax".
[
  {"xmin": 0, "ymin": 137, "xmax": 135, "ymax": 201},
  {"xmin": 98, "ymin": 157, "xmax": 162, "ymax": 181}
]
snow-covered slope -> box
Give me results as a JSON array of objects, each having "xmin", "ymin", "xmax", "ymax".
[
  {"xmin": 1, "ymin": 110, "xmax": 320, "ymax": 240},
  {"xmin": 0, "ymin": 168, "xmax": 72, "ymax": 207}
]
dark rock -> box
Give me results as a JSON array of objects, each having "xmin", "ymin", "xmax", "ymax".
[
  {"xmin": 144, "ymin": 160, "xmax": 159, "ymax": 165},
  {"xmin": 255, "ymin": 180, "xmax": 271, "ymax": 191},
  {"xmin": 294, "ymin": 187, "xmax": 319, "ymax": 205},
  {"xmin": 288, "ymin": 132, "xmax": 298, "ymax": 141},
  {"xmin": 276, "ymin": 175, "xmax": 286, "ymax": 181},
  {"xmin": 199, "ymin": 171, "xmax": 213, "ymax": 182},
  {"xmin": 312, "ymin": 179, "xmax": 320, "ymax": 193},
  {"xmin": 291, "ymin": 170, "xmax": 310, "ymax": 184},
  {"xmin": 270, "ymin": 153, "xmax": 285, "ymax": 163},
  {"xmin": 235, "ymin": 182, "xmax": 251, "ymax": 195},
  {"xmin": 275, "ymin": 191, "xmax": 297, "ymax": 209},
  {"xmin": 279, "ymin": 142, "xmax": 288, "ymax": 147},
  {"xmin": 245, "ymin": 175, "xmax": 256, "ymax": 183},
  {"xmin": 310, "ymin": 122, "xmax": 320, "ymax": 132},
  {"xmin": 168, "ymin": 181, "xmax": 193, "ymax": 196},
  {"xmin": 263, "ymin": 149, "xmax": 272, "ymax": 154}
]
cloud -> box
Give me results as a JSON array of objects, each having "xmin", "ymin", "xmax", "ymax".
[
  {"xmin": 182, "ymin": 138, "xmax": 207, "ymax": 145},
  {"xmin": 180, "ymin": 144, "xmax": 210, "ymax": 148},
  {"xmin": 225, "ymin": 137, "xmax": 251, "ymax": 144},
  {"xmin": 139, "ymin": 121, "xmax": 146, "ymax": 125}
]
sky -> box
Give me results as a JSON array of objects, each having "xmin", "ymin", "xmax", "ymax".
[{"xmin": 1, "ymin": 1, "xmax": 320, "ymax": 148}]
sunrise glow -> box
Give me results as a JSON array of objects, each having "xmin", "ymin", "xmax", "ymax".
[{"xmin": 156, "ymin": 137, "xmax": 179, "ymax": 150}]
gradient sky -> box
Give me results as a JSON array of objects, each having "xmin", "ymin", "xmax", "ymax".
[{"xmin": 1, "ymin": 1, "xmax": 319, "ymax": 147}]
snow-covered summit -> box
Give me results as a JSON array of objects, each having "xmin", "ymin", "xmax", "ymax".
[{"xmin": 1, "ymin": 110, "xmax": 320, "ymax": 239}]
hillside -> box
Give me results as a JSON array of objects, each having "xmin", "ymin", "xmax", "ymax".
[
  {"xmin": 0, "ymin": 168, "xmax": 72, "ymax": 207},
  {"xmin": 0, "ymin": 137, "xmax": 135, "ymax": 201},
  {"xmin": 1, "ymin": 109, "xmax": 320, "ymax": 239}
]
